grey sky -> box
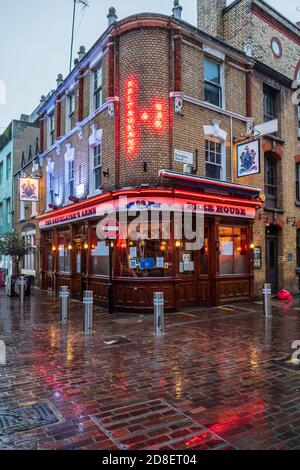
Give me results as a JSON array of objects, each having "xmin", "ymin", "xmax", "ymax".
[{"xmin": 0, "ymin": 0, "xmax": 299, "ymax": 131}]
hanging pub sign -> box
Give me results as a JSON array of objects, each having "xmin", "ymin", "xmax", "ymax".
[
  {"xmin": 20, "ymin": 177, "xmax": 39, "ymax": 202},
  {"xmin": 237, "ymin": 139, "xmax": 260, "ymax": 178}
]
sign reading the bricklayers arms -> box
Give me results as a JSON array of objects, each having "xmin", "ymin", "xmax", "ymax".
[
  {"xmin": 20, "ymin": 177, "xmax": 39, "ymax": 202},
  {"xmin": 237, "ymin": 139, "xmax": 260, "ymax": 178}
]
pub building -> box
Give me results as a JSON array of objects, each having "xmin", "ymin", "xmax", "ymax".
[{"xmin": 37, "ymin": 5, "xmax": 262, "ymax": 312}]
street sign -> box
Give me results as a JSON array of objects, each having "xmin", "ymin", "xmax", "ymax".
[
  {"xmin": 254, "ymin": 119, "xmax": 278, "ymax": 136},
  {"xmin": 98, "ymin": 218, "xmax": 119, "ymax": 239}
]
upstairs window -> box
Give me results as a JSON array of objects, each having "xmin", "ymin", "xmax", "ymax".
[
  {"xmin": 204, "ymin": 58, "xmax": 222, "ymax": 108},
  {"xmin": 49, "ymin": 113, "xmax": 55, "ymax": 145},
  {"xmin": 93, "ymin": 144, "xmax": 102, "ymax": 191},
  {"xmin": 265, "ymin": 153, "xmax": 277, "ymax": 209},
  {"xmin": 263, "ymin": 84, "xmax": 278, "ymax": 122},
  {"xmin": 0, "ymin": 203, "xmax": 2, "ymax": 225},
  {"xmin": 0, "ymin": 162, "xmax": 3, "ymax": 185},
  {"xmin": 205, "ymin": 140, "xmax": 224, "ymax": 180},
  {"xmin": 69, "ymin": 92, "xmax": 76, "ymax": 130},
  {"xmin": 297, "ymin": 230, "xmax": 300, "ymax": 269},
  {"xmin": 6, "ymin": 153, "xmax": 11, "ymax": 180},
  {"xmin": 68, "ymin": 159, "xmax": 75, "ymax": 198},
  {"xmin": 93, "ymin": 66, "xmax": 102, "ymax": 110},
  {"xmin": 296, "ymin": 163, "xmax": 300, "ymax": 202},
  {"xmin": 6, "ymin": 198, "xmax": 11, "ymax": 224}
]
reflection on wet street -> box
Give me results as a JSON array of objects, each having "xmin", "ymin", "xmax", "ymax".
[{"xmin": 0, "ymin": 288, "xmax": 300, "ymax": 450}]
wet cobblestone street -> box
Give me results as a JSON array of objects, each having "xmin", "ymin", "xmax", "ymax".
[{"xmin": 0, "ymin": 288, "xmax": 300, "ymax": 450}]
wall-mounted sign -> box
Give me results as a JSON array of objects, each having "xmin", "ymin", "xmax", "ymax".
[
  {"xmin": 237, "ymin": 139, "xmax": 260, "ymax": 178},
  {"xmin": 253, "ymin": 247, "xmax": 262, "ymax": 269},
  {"xmin": 20, "ymin": 177, "xmax": 39, "ymax": 202},
  {"xmin": 174, "ymin": 149, "xmax": 193, "ymax": 165}
]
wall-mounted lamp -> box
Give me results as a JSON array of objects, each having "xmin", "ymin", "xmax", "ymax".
[
  {"xmin": 52, "ymin": 246, "xmax": 57, "ymax": 252},
  {"xmin": 103, "ymin": 169, "xmax": 110, "ymax": 178},
  {"xmin": 250, "ymin": 242, "xmax": 255, "ymax": 250},
  {"xmin": 175, "ymin": 240, "xmax": 182, "ymax": 249},
  {"xmin": 83, "ymin": 242, "xmax": 89, "ymax": 250},
  {"xmin": 67, "ymin": 243, "xmax": 73, "ymax": 251},
  {"xmin": 287, "ymin": 217, "xmax": 296, "ymax": 227}
]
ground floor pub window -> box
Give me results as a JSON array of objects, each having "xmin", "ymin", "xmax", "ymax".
[
  {"xmin": 58, "ymin": 232, "xmax": 71, "ymax": 273},
  {"xmin": 219, "ymin": 226, "xmax": 249, "ymax": 275},
  {"xmin": 91, "ymin": 229, "xmax": 109, "ymax": 276}
]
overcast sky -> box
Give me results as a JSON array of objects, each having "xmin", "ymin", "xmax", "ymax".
[{"xmin": 0, "ymin": 0, "xmax": 299, "ymax": 132}]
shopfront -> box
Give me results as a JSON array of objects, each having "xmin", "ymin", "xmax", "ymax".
[{"xmin": 38, "ymin": 178, "xmax": 261, "ymax": 312}]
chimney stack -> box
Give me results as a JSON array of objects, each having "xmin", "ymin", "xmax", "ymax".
[
  {"xmin": 40, "ymin": 95, "xmax": 46, "ymax": 104},
  {"xmin": 56, "ymin": 74, "xmax": 63, "ymax": 88},
  {"xmin": 172, "ymin": 0, "xmax": 183, "ymax": 20},
  {"xmin": 78, "ymin": 46, "xmax": 86, "ymax": 61},
  {"xmin": 197, "ymin": 0, "xmax": 226, "ymax": 38},
  {"xmin": 107, "ymin": 7, "xmax": 118, "ymax": 26}
]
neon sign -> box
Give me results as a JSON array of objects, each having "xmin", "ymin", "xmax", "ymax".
[
  {"xmin": 125, "ymin": 77, "xmax": 139, "ymax": 157},
  {"xmin": 124, "ymin": 76, "xmax": 167, "ymax": 157}
]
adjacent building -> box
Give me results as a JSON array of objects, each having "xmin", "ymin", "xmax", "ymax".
[
  {"xmin": 198, "ymin": 0, "xmax": 300, "ymax": 294},
  {"xmin": 0, "ymin": 117, "xmax": 39, "ymax": 276}
]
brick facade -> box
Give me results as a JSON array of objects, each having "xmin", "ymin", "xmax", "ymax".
[{"xmin": 198, "ymin": 0, "xmax": 300, "ymax": 294}]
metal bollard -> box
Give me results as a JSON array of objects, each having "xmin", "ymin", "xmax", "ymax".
[
  {"xmin": 19, "ymin": 276, "xmax": 26, "ymax": 303},
  {"xmin": 60, "ymin": 286, "xmax": 69, "ymax": 324},
  {"xmin": 263, "ymin": 283, "xmax": 272, "ymax": 317},
  {"xmin": 154, "ymin": 292, "xmax": 165, "ymax": 336},
  {"xmin": 83, "ymin": 291, "xmax": 93, "ymax": 335}
]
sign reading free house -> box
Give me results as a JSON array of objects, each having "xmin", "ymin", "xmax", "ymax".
[{"xmin": 20, "ymin": 177, "xmax": 39, "ymax": 202}]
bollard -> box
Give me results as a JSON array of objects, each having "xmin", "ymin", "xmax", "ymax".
[
  {"xmin": 60, "ymin": 286, "xmax": 69, "ymax": 324},
  {"xmin": 154, "ymin": 292, "xmax": 165, "ymax": 336},
  {"xmin": 83, "ymin": 291, "xmax": 93, "ymax": 335},
  {"xmin": 263, "ymin": 283, "xmax": 272, "ymax": 317},
  {"xmin": 19, "ymin": 276, "xmax": 26, "ymax": 303}
]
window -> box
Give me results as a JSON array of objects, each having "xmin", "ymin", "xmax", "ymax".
[
  {"xmin": 69, "ymin": 92, "xmax": 76, "ymax": 130},
  {"xmin": 265, "ymin": 153, "xmax": 277, "ymax": 208},
  {"xmin": 68, "ymin": 159, "xmax": 75, "ymax": 197},
  {"xmin": 49, "ymin": 113, "xmax": 55, "ymax": 145},
  {"xmin": 93, "ymin": 145, "xmax": 102, "ymax": 191},
  {"xmin": 58, "ymin": 232, "xmax": 71, "ymax": 273},
  {"xmin": 23, "ymin": 232, "xmax": 36, "ymax": 273},
  {"xmin": 219, "ymin": 226, "xmax": 249, "ymax": 275},
  {"xmin": 93, "ymin": 66, "xmax": 102, "ymax": 110},
  {"xmin": 297, "ymin": 230, "xmax": 300, "ymax": 269},
  {"xmin": 0, "ymin": 203, "xmax": 3, "ymax": 225},
  {"xmin": 47, "ymin": 172, "xmax": 55, "ymax": 208},
  {"xmin": 263, "ymin": 84, "xmax": 278, "ymax": 122},
  {"xmin": 6, "ymin": 153, "xmax": 11, "ymax": 179},
  {"xmin": 204, "ymin": 58, "xmax": 222, "ymax": 107},
  {"xmin": 296, "ymin": 163, "xmax": 300, "ymax": 202},
  {"xmin": 20, "ymin": 200, "xmax": 25, "ymax": 221},
  {"xmin": 205, "ymin": 140, "xmax": 222, "ymax": 180},
  {"xmin": 6, "ymin": 198, "xmax": 11, "ymax": 224},
  {"xmin": 298, "ymin": 103, "xmax": 300, "ymax": 139},
  {"xmin": 91, "ymin": 230, "xmax": 109, "ymax": 276},
  {"xmin": 0, "ymin": 162, "xmax": 3, "ymax": 185}
]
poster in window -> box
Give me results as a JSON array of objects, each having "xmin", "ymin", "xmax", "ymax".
[
  {"xmin": 220, "ymin": 241, "xmax": 234, "ymax": 256},
  {"xmin": 20, "ymin": 177, "xmax": 39, "ymax": 202},
  {"xmin": 237, "ymin": 139, "xmax": 260, "ymax": 178}
]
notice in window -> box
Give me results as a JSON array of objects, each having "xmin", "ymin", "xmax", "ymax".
[{"xmin": 220, "ymin": 241, "xmax": 234, "ymax": 256}]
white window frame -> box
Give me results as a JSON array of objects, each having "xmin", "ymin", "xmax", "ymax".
[
  {"xmin": 6, "ymin": 198, "xmax": 11, "ymax": 224},
  {"xmin": 90, "ymin": 65, "xmax": 102, "ymax": 113},
  {"xmin": 64, "ymin": 145, "xmax": 75, "ymax": 204},
  {"xmin": 22, "ymin": 230, "xmax": 36, "ymax": 275},
  {"xmin": 92, "ymin": 144, "xmax": 102, "ymax": 193},
  {"xmin": 205, "ymin": 139, "xmax": 226, "ymax": 181},
  {"xmin": 88, "ymin": 126, "xmax": 103, "ymax": 196},
  {"xmin": 204, "ymin": 58, "xmax": 225, "ymax": 109},
  {"xmin": 46, "ymin": 159, "xmax": 55, "ymax": 210}
]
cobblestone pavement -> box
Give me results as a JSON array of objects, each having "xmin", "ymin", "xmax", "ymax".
[{"xmin": 0, "ymin": 288, "xmax": 300, "ymax": 450}]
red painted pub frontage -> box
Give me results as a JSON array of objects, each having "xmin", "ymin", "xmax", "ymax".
[{"xmin": 38, "ymin": 172, "xmax": 261, "ymax": 312}]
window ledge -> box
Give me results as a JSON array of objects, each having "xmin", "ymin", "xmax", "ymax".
[
  {"xmin": 296, "ymin": 201, "xmax": 300, "ymax": 207},
  {"xmin": 264, "ymin": 206, "xmax": 284, "ymax": 214}
]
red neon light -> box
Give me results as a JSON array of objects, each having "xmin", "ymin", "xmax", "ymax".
[
  {"xmin": 152, "ymin": 101, "xmax": 165, "ymax": 132},
  {"xmin": 173, "ymin": 189, "xmax": 261, "ymax": 208},
  {"xmin": 125, "ymin": 77, "xmax": 139, "ymax": 157}
]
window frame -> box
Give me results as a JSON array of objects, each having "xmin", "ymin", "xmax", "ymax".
[
  {"xmin": 6, "ymin": 153, "xmax": 11, "ymax": 180},
  {"xmin": 93, "ymin": 144, "xmax": 102, "ymax": 192},
  {"xmin": 205, "ymin": 139, "xmax": 226, "ymax": 181},
  {"xmin": 263, "ymin": 84, "xmax": 278, "ymax": 123},
  {"xmin": 204, "ymin": 58, "xmax": 223, "ymax": 108},
  {"xmin": 68, "ymin": 92, "xmax": 76, "ymax": 130},
  {"xmin": 49, "ymin": 113, "xmax": 55, "ymax": 145},
  {"xmin": 93, "ymin": 66, "xmax": 103, "ymax": 111},
  {"xmin": 265, "ymin": 153, "xmax": 277, "ymax": 208}
]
